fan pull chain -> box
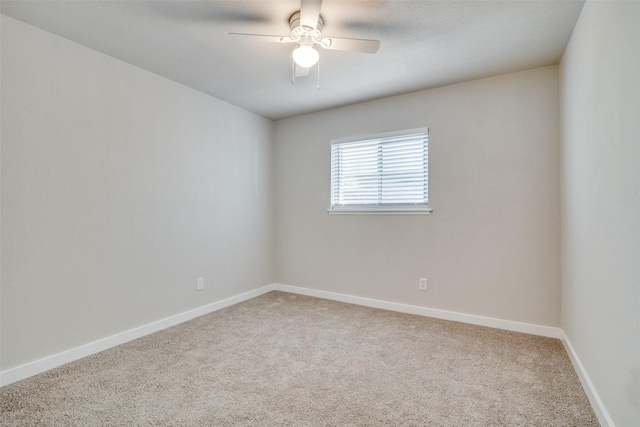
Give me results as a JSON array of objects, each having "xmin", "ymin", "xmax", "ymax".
[
  {"xmin": 291, "ymin": 57, "xmax": 296, "ymax": 85},
  {"xmin": 316, "ymin": 58, "xmax": 320, "ymax": 90}
]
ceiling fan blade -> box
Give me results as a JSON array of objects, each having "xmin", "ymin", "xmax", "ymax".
[
  {"xmin": 300, "ymin": 0, "xmax": 323, "ymax": 29},
  {"xmin": 228, "ymin": 33, "xmax": 289, "ymax": 43},
  {"xmin": 295, "ymin": 65, "xmax": 310, "ymax": 77},
  {"xmin": 323, "ymin": 37, "xmax": 380, "ymax": 54}
]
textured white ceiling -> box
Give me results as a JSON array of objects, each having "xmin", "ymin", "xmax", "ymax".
[{"xmin": 1, "ymin": 0, "xmax": 584, "ymax": 120}]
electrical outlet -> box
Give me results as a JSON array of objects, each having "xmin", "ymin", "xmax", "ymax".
[
  {"xmin": 419, "ymin": 278, "xmax": 427, "ymax": 291},
  {"xmin": 196, "ymin": 277, "xmax": 204, "ymax": 291}
]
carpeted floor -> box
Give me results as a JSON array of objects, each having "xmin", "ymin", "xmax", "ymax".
[{"xmin": 1, "ymin": 291, "xmax": 598, "ymax": 426}]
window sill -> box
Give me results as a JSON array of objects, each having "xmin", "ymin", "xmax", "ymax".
[{"xmin": 328, "ymin": 207, "xmax": 433, "ymax": 215}]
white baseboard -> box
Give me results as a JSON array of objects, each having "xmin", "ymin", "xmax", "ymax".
[
  {"xmin": 273, "ymin": 283, "xmax": 562, "ymax": 338},
  {"xmin": 561, "ymin": 331, "xmax": 614, "ymax": 427},
  {"xmin": 0, "ymin": 284, "xmax": 275, "ymax": 387}
]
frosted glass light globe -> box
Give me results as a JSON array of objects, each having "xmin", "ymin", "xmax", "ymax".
[{"xmin": 292, "ymin": 44, "xmax": 319, "ymax": 68}]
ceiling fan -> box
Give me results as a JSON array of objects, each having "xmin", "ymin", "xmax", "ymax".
[{"xmin": 228, "ymin": 0, "xmax": 380, "ymax": 82}]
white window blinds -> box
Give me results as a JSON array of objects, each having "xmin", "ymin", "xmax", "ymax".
[{"xmin": 330, "ymin": 128, "xmax": 429, "ymax": 213}]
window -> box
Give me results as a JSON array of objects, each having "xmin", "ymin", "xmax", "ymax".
[{"xmin": 330, "ymin": 128, "xmax": 430, "ymax": 213}]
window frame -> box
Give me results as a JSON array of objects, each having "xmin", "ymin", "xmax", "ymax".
[{"xmin": 329, "ymin": 127, "xmax": 432, "ymax": 215}]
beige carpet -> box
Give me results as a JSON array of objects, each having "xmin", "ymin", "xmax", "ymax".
[{"xmin": 1, "ymin": 291, "xmax": 598, "ymax": 426}]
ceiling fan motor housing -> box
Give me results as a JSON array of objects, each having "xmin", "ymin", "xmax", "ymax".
[{"xmin": 288, "ymin": 11, "xmax": 328, "ymax": 48}]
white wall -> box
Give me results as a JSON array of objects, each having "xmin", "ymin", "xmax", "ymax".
[
  {"xmin": 560, "ymin": 2, "xmax": 640, "ymax": 425},
  {"xmin": 275, "ymin": 66, "xmax": 561, "ymax": 327},
  {"xmin": 0, "ymin": 16, "xmax": 275, "ymax": 370}
]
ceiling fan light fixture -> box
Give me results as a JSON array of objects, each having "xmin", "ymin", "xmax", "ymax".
[
  {"xmin": 292, "ymin": 44, "xmax": 319, "ymax": 68},
  {"xmin": 229, "ymin": 0, "xmax": 380, "ymax": 82}
]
